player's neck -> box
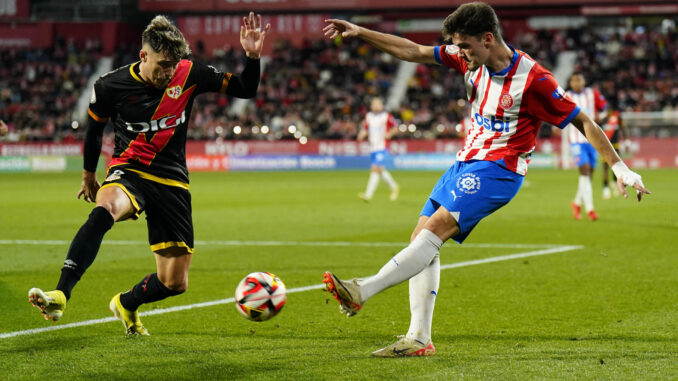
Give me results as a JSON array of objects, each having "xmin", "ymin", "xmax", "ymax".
[
  {"xmin": 137, "ymin": 61, "xmax": 152, "ymax": 85},
  {"xmin": 485, "ymin": 42, "xmax": 513, "ymax": 74}
]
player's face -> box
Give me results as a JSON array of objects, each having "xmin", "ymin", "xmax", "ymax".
[
  {"xmin": 569, "ymin": 74, "xmax": 585, "ymax": 92},
  {"xmin": 370, "ymin": 98, "xmax": 384, "ymax": 112},
  {"xmin": 452, "ymin": 33, "xmax": 490, "ymax": 71},
  {"xmin": 140, "ymin": 48, "xmax": 179, "ymax": 89}
]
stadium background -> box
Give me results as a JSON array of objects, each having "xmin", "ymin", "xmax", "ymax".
[
  {"xmin": 1, "ymin": 1, "xmax": 677, "ymax": 379},
  {"xmin": 0, "ymin": 0, "xmax": 676, "ymax": 172}
]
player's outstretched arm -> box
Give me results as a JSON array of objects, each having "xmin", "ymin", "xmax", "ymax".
[
  {"xmin": 571, "ymin": 112, "xmax": 650, "ymax": 201},
  {"xmin": 239, "ymin": 12, "xmax": 271, "ymax": 59},
  {"xmin": 323, "ymin": 19, "xmax": 437, "ymax": 64},
  {"xmin": 77, "ymin": 116, "xmax": 106, "ymax": 202}
]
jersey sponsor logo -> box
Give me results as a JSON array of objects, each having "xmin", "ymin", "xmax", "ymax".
[
  {"xmin": 474, "ymin": 113, "xmax": 511, "ymax": 132},
  {"xmin": 499, "ymin": 93, "xmax": 514, "ymax": 110},
  {"xmin": 124, "ymin": 110, "xmax": 186, "ymax": 133},
  {"xmin": 456, "ymin": 173, "xmax": 481, "ymax": 194},
  {"xmin": 445, "ymin": 45, "xmax": 459, "ymax": 55},
  {"xmin": 552, "ymin": 86, "xmax": 565, "ymax": 99},
  {"xmin": 166, "ymin": 85, "xmax": 182, "ymax": 100}
]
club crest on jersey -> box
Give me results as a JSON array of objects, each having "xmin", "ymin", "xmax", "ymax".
[
  {"xmin": 499, "ymin": 93, "xmax": 514, "ymax": 110},
  {"xmin": 166, "ymin": 85, "xmax": 182, "ymax": 99},
  {"xmin": 445, "ymin": 45, "xmax": 459, "ymax": 55},
  {"xmin": 456, "ymin": 173, "xmax": 481, "ymax": 194},
  {"xmin": 105, "ymin": 169, "xmax": 124, "ymax": 182}
]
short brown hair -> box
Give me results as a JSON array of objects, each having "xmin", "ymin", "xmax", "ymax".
[
  {"xmin": 442, "ymin": 2, "xmax": 503, "ymax": 42},
  {"xmin": 142, "ymin": 15, "xmax": 191, "ymax": 61}
]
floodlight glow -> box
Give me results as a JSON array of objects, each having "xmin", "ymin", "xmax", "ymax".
[
  {"xmin": 408, "ymin": 124, "xmax": 416, "ymax": 132},
  {"xmin": 299, "ymin": 136, "xmax": 308, "ymax": 144},
  {"xmin": 288, "ymin": 125, "xmax": 297, "ymax": 134},
  {"xmin": 71, "ymin": 121, "xmax": 79, "ymax": 129},
  {"xmin": 261, "ymin": 126, "xmax": 270, "ymax": 134},
  {"xmin": 233, "ymin": 126, "xmax": 242, "ymax": 135}
]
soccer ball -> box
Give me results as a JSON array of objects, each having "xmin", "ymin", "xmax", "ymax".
[{"xmin": 235, "ymin": 272, "xmax": 286, "ymax": 322}]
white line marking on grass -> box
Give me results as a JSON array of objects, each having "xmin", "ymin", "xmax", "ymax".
[
  {"xmin": 0, "ymin": 239, "xmax": 565, "ymax": 249},
  {"xmin": 0, "ymin": 245, "xmax": 581, "ymax": 340}
]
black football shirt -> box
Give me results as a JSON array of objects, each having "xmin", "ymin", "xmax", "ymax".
[{"xmin": 88, "ymin": 59, "xmax": 232, "ymax": 185}]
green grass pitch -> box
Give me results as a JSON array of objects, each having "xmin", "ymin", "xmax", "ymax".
[{"xmin": 1, "ymin": 168, "xmax": 677, "ymax": 380}]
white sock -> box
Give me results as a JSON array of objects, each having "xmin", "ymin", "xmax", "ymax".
[
  {"xmin": 406, "ymin": 253, "xmax": 440, "ymax": 344},
  {"xmin": 381, "ymin": 170, "xmax": 398, "ymax": 190},
  {"xmin": 359, "ymin": 229, "xmax": 443, "ymax": 302},
  {"xmin": 365, "ymin": 172, "xmax": 380, "ymax": 198},
  {"xmin": 574, "ymin": 176, "xmax": 583, "ymax": 205},
  {"xmin": 580, "ymin": 175, "xmax": 594, "ymax": 212}
]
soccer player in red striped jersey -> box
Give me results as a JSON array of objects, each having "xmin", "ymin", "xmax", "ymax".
[
  {"xmin": 322, "ymin": 2, "xmax": 650, "ymax": 357},
  {"xmin": 357, "ymin": 97, "xmax": 400, "ymax": 201},
  {"xmin": 565, "ymin": 72, "xmax": 608, "ymax": 220},
  {"xmin": 28, "ymin": 13, "xmax": 270, "ymax": 335}
]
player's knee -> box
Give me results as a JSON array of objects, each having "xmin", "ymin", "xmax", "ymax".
[
  {"xmin": 162, "ymin": 279, "xmax": 188, "ymax": 294},
  {"xmin": 95, "ymin": 201, "xmax": 117, "ymax": 218}
]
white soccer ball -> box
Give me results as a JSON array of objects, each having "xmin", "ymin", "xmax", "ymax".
[{"xmin": 234, "ymin": 272, "xmax": 287, "ymax": 322}]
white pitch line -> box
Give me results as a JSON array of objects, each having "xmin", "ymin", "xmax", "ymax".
[
  {"xmin": 0, "ymin": 244, "xmax": 581, "ymax": 340},
  {"xmin": 0, "ymin": 239, "xmax": 564, "ymax": 249}
]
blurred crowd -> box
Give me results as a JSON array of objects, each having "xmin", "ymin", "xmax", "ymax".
[
  {"xmin": 0, "ymin": 37, "xmax": 100, "ymax": 142},
  {"xmin": 1, "ymin": 20, "xmax": 675, "ymax": 142}
]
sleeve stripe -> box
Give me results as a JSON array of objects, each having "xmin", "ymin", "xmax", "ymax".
[
  {"xmin": 87, "ymin": 108, "xmax": 108, "ymax": 123},
  {"xmin": 558, "ymin": 105, "xmax": 581, "ymax": 128},
  {"xmin": 220, "ymin": 73, "xmax": 232, "ymax": 93},
  {"xmin": 433, "ymin": 46, "xmax": 443, "ymax": 65}
]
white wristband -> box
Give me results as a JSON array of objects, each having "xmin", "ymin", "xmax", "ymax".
[
  {"xmin": 611, "ymin": 161, "xmax": 629, "ymax": 179},
  {"xmin": 611, "ymin": 161, "xmax": 643, "ymax": 188}
]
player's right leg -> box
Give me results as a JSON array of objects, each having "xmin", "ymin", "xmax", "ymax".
[
  {"xmin": 29, "ymin": 181, "xmax": 135, "ymax": 322},
  {"xmin": 324, "ymin": 208, "xmax": 452, "ymax": 316}
]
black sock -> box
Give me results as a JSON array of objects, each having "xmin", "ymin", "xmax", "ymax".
[
  {"xmin": 56, "ymin": 206, "xmax": 114, "ymax": 300},
  {"xmin": 119, "ymin": 273, "xmax": 184, "ymax": 311}
]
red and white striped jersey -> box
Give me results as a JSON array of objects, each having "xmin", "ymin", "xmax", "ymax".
[
  {"xmin": 435, "ymin": 44, "xmax": 581, "ymax": 175},
  {"xmin": 363, "ymin": 111, "xmax": 396, "ymax": 152},
  {"xmin": 565, "ymin": 87, "xmax": 607, "ymax": 144}
]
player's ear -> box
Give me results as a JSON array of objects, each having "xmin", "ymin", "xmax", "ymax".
[
  {"xmin": 482, "ymin": 32, "xmax": 494, "ymax": 47},
  {"xmin": 140, "ymin": 49, "xmax": 147, "ymax": 62}
]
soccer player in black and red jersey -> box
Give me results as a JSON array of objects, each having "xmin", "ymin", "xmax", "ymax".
[{"xmin": 28, "ymin": 12, "xmax": 270, "ymax": 335}]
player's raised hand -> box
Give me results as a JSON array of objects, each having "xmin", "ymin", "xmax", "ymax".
[
  {"xmin": 240, "ymin": 12, "xmax": 270, "ymax": 59},
  {"xmin": 323, "ymin": 19, "xmax": 360, "ymax": 39},
  {"xmin": 77, "ymin": 170, "xmax": 100, "ymax": 203},
  {"xmin": 612, "ymin": 162, "xmax": 651, "ymax": 202}
]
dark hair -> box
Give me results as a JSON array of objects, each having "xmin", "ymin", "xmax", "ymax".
[
  {"xmin": 568, "ymin": 71, "xmax": 586, "ymax": 85},
  {"xmin": 142, "ymin": 15, "xmax": 191, "ymax": 61},
  {"xmin": 442, "ymin": 2, "xmax": 503, "ymax": 42}
]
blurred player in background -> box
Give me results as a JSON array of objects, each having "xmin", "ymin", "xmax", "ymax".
[
  {"xmin": 601, "ymin": 109, "xmax": 629, "ymax": 199},
  {"xmin": 565, "ymin": 71, "xmax": 608, "ymax": 220},
  {"xmin": 28, "ymin": 13, "xmax": 270, "ymax": 335},
  {"xmin": 357, "ymin": 97, "xmax": 400, "ymax": 201},
  {"xmin": 0, "ymin": 120, "xmax": 8, "ymax": 136},
  {"xmin": 322, "ymin": 2, "xmax": 650, "ymax": 357}
]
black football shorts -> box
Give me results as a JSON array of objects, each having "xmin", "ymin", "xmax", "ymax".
[{"xmin": 100, "ymin": 167, "xmax": 194, "ymax": 255}]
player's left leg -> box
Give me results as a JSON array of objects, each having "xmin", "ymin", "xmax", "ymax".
[{"xmin": 111, "ymin": 180, "xmax": 193, "ymax": 335}]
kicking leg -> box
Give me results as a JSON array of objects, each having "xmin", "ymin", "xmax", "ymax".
[
  {"xmin": 29, "ymin": 185, "xmax": 131, "ymax": 321},
  {"xmin": 324, "ymin": 207, "xmax": 456, "ymax": 316}
]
